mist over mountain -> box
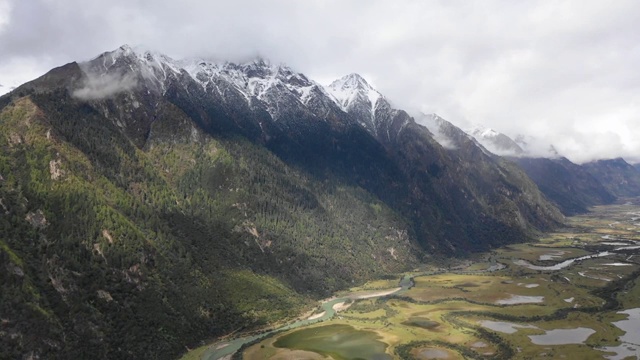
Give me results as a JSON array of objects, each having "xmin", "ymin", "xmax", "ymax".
[{"xmin": 467, "ymin": 125, "xmax": 524, "ymax": 157}]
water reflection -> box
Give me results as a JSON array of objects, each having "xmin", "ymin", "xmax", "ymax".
[
  {"xmin": 478, "ymin": 320, "xmax": 538, "ymax": 334},
  {"xmin": 496, "ymin": 294, "xmax": 544, "ymax": 305},
  {"xmin": 600, "ymin": 308, "xmax": 640, "ymax": 359},
  {"xmin": 528, "ymin": 327, "xmax": 595, "ymax": 345}
]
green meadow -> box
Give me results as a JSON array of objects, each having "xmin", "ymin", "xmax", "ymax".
[{"xmin": 191, "ymin": 201, "xmax": 640, "ymax": 359}]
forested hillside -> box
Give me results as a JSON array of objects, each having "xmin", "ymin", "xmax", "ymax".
[{"xmin": 0, "ymin": 95, "xmax": 418, "ymax": 359}]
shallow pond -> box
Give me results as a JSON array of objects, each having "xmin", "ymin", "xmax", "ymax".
[
  {"xmin": 539, "ymin": 251, "xmax": 566, "ymax": 261},
  {"xmin": 600, "ymin": 308, "xmax": 640, "ymax": 359},
  {"xmin": 496, "ymin": 294, "xmax": 544, "ymax": 305},
  {"xmin": 274, "ymin": 324, "xmax": 391, "ymax": 360},
  {"xmin": 478, "ymin": 320, "xmax": 538, "ymax": 334},
  {"xmin": 528, "ymin": 327, "xmax": 595, "ymax": 345},
  {"xmin": 415, "ymin": 348, "xmax": 452, "ymax": 359}
]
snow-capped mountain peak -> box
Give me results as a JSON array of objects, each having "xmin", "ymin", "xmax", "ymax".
[
  {"xmin": 330, "ymin": 73, "xmax": 372, "ymax": 91},
  {"xmin": 97, "ymin": 44, "xmax": 180, "ymax": 71},
  {"xmin": 324, "ymin": 73, "xmax": 393, "ymax": 135},
  {"xmin": 85, "ymin": 44, "xmax": 184, "ymax": 94},
  {"xmin": 326, "ymin": 73, "xmax": 381, "ymax": 112}
]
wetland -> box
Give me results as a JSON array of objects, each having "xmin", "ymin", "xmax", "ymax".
[{"xmin": 184, "ymin": 200, "xmax": 640, "ymax": 359}]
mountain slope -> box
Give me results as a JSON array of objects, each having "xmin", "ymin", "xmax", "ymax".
[
  {"xmin": 0, "ymin": 45, "xmax": 563, "ymax": 359},
  {"xmin": 583, "ymin": 158, "xmax": 640, "ymax": 197},
  {"xmin": 511, "ymin": 157, "xmax": 616, "ymax": 215},
  {"xmin": 360, "ymin": 112, "xmax": 564, "ymax": 253},
  {"xmin": 0, "ymin": 92, "xmax": 418, "ymax": 359}
]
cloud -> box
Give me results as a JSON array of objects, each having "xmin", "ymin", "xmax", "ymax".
[
  {"xmin": 72, "ymin": 72, "xmax": 137, "ymax": 101},
  {"xmin": 0, "ymin": 56, "xmax": 44, "ymax": 96},
  {"xmin": 0, "ymin": 0, "xmax": 11, "ymax": 31},
  {"xmin": 1, "ymin": 0, "xmax": 640, "ymax": 162}
]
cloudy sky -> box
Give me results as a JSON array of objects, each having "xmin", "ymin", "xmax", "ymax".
[{"xmin": 1, "ymin": 0, "xmax": 639, "ymax": 163}]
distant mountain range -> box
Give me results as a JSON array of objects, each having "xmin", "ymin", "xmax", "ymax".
[
  {"xmin": 457, "ymin": 123, "xmax": 640, "ymax": 212},
  {"xmin": 0, "ymin": 45, "xmax": 638, "ymax": 359},
  {"xmin": 417, "ymin": 113, "xmax": 640, "ymax": 214}
]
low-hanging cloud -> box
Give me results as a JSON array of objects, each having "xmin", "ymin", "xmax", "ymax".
[{"xmin": 72, "ymin": 72, "xmax": 137, "ymax": 101}]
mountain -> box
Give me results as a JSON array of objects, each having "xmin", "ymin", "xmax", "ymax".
[
  {"xmin": 326, "ymin": 73, "xmax": 383, "ymax": 134},
  {"xmin": 419, "ymin": 113, "xmax": 474, "ymax": 150},
  {"xmin": 511, "ymin": 157, "xmax": 616, "ymax": 215},
  {"xmin": 583, "ymin": 158, "xmax": 640, "ymax": 197},
  {"xmin": 468, "ymin": 125, "xmax": 524, "ymax": 156},
  {"xmin": 418, "ymin": 115, "xmax": 614, "ymax": 215},
  {"xmin": 0, "ymin": 45, "xmax": 562, "ymax": 359},
  {"xmin": 384, "ymin": 112, "xmax": 562, "ymax": 252}
]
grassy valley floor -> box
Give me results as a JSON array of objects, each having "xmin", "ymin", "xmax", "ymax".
[{"xmin": 186, "ymin": 199, "xmax": 640, "ymax": 360}]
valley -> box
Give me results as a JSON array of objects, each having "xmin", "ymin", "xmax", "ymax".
[
  {"xmin": 186, "ymin": 199, "xmax": 640, "ymax": 360},
  {"xmin": 2, "ymin": 44, "xmax": 640, "ymax": 360}
]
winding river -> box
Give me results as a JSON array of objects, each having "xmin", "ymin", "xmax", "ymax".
[
  {"xmin": 513, "ymin": 241, "xmax": 640, "ymax": 271},
  {"xmin": 199, "ymin": 238, "xmax": 640, "ymax": 359},
  {"xmin": 200, "ymin": 276, "xmax": 414, "ymax": 360},
  {"xmin": 513, "ymin": 252, "xmax": 614, "ymax": 271}
]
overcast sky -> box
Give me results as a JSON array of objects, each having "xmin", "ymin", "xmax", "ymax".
[{"xmin": 1, "ymin": 0, "xmax": 640, "ymax": 163}]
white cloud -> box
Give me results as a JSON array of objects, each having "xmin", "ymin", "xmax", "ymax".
[
  {"xmin": 1, "ymin": 0, "xmax": 640, "ymax": 163},
  {"xmin": 0, "ymin": 56, "xmax": 49, "ymax": 95},
  {"xmin": 72, "ymin": 72, "xmax": 137, "ymax": 101},
  {"xmin": 0, "ymin": 0, "xmax": 10, "ymax": 32}
]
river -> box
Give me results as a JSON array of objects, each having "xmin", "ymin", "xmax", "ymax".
[
  {"xmin": 199, "ymin": 275, "xmax": 413, "ymax": 360},
  {"xmin": 513, "ymin": 241, "xmax": 640, "ymax": 271}
]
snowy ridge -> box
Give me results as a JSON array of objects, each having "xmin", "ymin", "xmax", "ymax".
[
  {"xmin": 80, "ymin": 45, "xmax": 417, "ymax": 138},
  {"xmin": 467, "ymin": 124, "xmax": 524, "ymax": 156},
  {"xmin": 84, "ymin": 45, "xmax": 335, "ymax": 120},
  {"xmin": 90, "ymin": 45, "xmax": 184, "ymax": 94},
  {"xmin": 180, "ymin": 57, "xmax": 335, "ymax": 117}
]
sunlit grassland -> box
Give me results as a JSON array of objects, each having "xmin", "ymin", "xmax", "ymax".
[
  {"xmin": 236, "ymin": 202, "xmax": 640, "ymax": 359},
  {"xmin": 346, "ymin": 278, "xmax": 402, "ymax": 292},
  {"xmin": 244, "ymin": 262, "xmax": 636, "ymax": 359}
]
